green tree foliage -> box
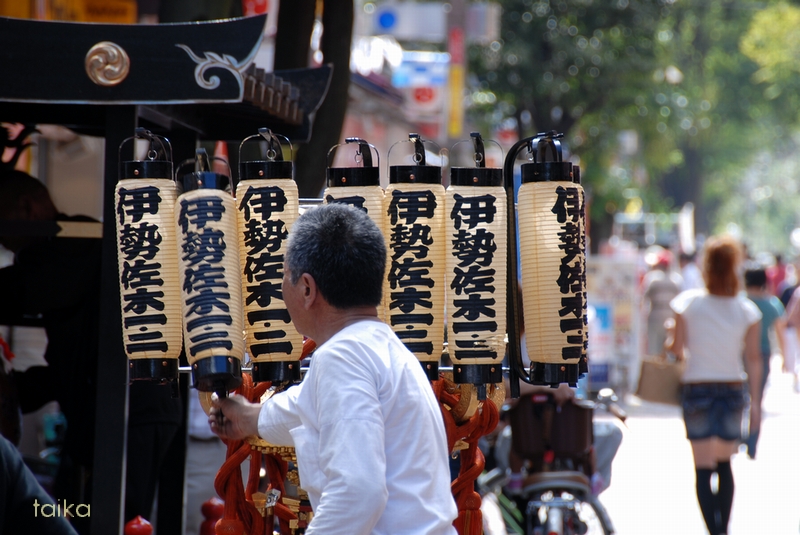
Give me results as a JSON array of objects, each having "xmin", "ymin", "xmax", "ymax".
[
  {"xmin": 650, "ymin": 0, "xmax": 766, "ymax": 236},
  {"xmin": 468, "ymin": 0, "xmax": 796, "ymax": 250},
  {"xmin": 468, "ymin": 0, "xmax": 674, "ymax": 244},
  {"xmin": 740, "ymin": 3, "xmax": 800, "ymax": 112}
]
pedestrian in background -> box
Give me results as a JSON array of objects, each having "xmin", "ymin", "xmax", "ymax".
[
  {"xmin": 665, "ymin": 235, "xmax": 762, "ymax": 535},
  {"xmin": 642, "ymin": 248, "xmax": 683, "ymax": 356},
  {"xmin": 743, "ymin": 266, "xmax": 785, "ymax": 459},
  {"xmin": 679, "ymin": 250, "xmax": 705, "ymax": 291},
  {"xmin": 782, "ymin": 286, "xmax": 800, "ymax": 392},
  {"xmin": 766, "ymin": 253, "xmax": 787, "ymax": 297}
]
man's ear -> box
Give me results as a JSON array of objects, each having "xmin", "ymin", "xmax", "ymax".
[{"xmin": 300, "ymin": 272, "xmax": 317, "ymax": 309}]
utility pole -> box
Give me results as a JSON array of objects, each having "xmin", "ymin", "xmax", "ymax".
[{"xmin": 447, "ymin": 0, "xmax": 467, "ymax": 152}]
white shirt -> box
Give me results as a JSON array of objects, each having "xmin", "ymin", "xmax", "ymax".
[
  {"xmin": 258, "ymin": 320, "xmax": 458, "ymax": 535},
  {"xmin": 670, "ymin": 289, "xmax": 762, "ymax": 383}
]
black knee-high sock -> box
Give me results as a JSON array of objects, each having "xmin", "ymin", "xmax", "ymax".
[
  {"xmin": 695, "ymin": 468, "xmax": 717, "ymax": 534},
  {"xmin": 716, "ymin": 461, "xmax": 734, "ymax": 533}
]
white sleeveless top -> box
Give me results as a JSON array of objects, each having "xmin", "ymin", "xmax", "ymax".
[{"xmin": 670, "ymin": 289, "xmax": 762, "ymax": 383}]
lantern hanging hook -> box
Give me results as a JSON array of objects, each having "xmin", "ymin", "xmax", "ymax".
[
  {"xmin": 237, "ymin": 127, "xmax": 293, "ymax": 165},
  {"xmin": 326, "ymin": 138, "xmax": 379, "ymax": 170},
  {"xmin": 141, "ymin": 127, "xmax": 172, "ymax": 160},
  {"xmin": 137, "ymin": 128, "xmax": 170, "ymax": 162},
  {"xmin": 174, "ymin": 147, "xmax": 233, "ymax": 191},
  {"xmin": 387, "ymin": 133, "xmax": 442, "ymax": 177},
  {"xmin": 345, "ymin": 137, "xmax": 374, "ymax": 168},
  {"xmin": 449, "ymin": 133, "xmax": 503, "ymax": 171},
  {"xmin": 259, "ymin": 127, "xmax": 279, "ymax": 161},
  {"xmin": 256, "ymin": 127, "xmax": 293, "ymax": 162},
  {"xmin": 119, "ymin": 128, "xmax": 172, "ymax": 167},
  {"xmin": 470, "ymin": 132, "xmax": 486, "ymax": 168},
  {"xmin": 118, "ymin": 128, "xmax": 174, "ymax": 183},
  {"xmin": 410, "ymin": 133, "xmax": 426, "ymax": 165},
  {"xmin": 535, "ymin": 130, "xmax": 564, "ymax": 163}
]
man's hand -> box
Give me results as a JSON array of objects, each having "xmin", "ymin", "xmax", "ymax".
[{"xmin": 208, "ymin": 394, "xmax": 262, "ymax": 441}]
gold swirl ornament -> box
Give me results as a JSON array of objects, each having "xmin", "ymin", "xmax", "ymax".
[{"xmin": 85, "ymin": 41, "xmax": 130, "ymax": 86}]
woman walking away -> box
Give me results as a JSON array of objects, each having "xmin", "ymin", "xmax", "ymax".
[{"xmin": 665, "ymin": 235, "xmax": 762, "ymax": 535}]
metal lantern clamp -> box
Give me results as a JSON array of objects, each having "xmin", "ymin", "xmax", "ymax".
[
  {"xmin": 236, "ymin": 127, "xmax": 303, "ymax": 384},
  {"xmin": 446, "ymin": 132, "xmax": 507, "ymax": 396},
  {"xmin": 504, "ymin": 131, "xmax": 587, "ymax": 394},
  {"xmin": 385, "ymin": 133, "xmax": 447, "ymax": 381},
  {"xmin": 324, "ymin": 137, "xmax": 387, "ymax": 322},
  {"xmin": 175, "ymin": 148, "xmax": 245, "ymax": 395},
  {"xmin": 116, "ymin": 128, "xmax": 182, "ymax": 384}
]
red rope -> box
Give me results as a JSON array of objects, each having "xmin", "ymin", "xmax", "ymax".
[
  {"xmin": 433, "ymin": 378, "xmax": 500, "ymax": 535},
  {"xmin": 214, "ymin": 374, "xmax": 269, "ymax": 535},
  {"xmin": 214, "ymin": 339, "xmax": 316, "ymax": 535}
]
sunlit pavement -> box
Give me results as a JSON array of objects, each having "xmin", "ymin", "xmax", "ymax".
[{"xmin": 599, "ymin": 357, "xmax": 800, "ymax": 535}]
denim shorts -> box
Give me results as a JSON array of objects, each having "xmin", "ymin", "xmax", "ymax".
[{"xmin": 681, "ymin": 382, "xmax": 748, "ymax": 441}]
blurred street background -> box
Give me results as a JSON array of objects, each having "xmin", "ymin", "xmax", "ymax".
[{"xmin": 601, "ymin": 356, "xmax": 800, "ymax": 535}]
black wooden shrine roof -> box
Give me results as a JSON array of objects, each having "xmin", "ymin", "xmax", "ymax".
[{"xmin": 0, "ymin": 14, "xmax": 332, "ymax": 141}]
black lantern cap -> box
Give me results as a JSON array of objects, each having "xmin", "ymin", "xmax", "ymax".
[
  {"xmin": 191, "ymin": 355, "xmax": 243, "ymax": 393},
  {"xmin": 122, "ymin": 160, "xmax": 173, "ymax": 180},
  {"xmin": 178, "ymin": 148, "xmax": 231, "ymax": 192},
  {"xmin": 240, "ymin": 160, "xmax": 293, "ymax": 180},
  {"xmin": 129, "ymin": 358, "xmax": 179, "ymax": 383},
  {"xmin": 326, "ymin": 137, "xmax": 380, "ymax": 187},
  {"xmin": 520, "ymin": 131, "xmax": 573, "ymax": 184},
  {"xmin": 421, "ymin": 360, "xmax": 439, "ymax": 381},
  {"xmin": 529, "ymin": 362, "xmax": 581, "ymax": 387},
  {"xmin": 389, "ymin": 133, "xmax": 441, "ymax": 184},
  {"xmin": 390, "ymin": 165, "xmax": 441, "ymax": 184},
  {"xmin": 452, "ymin": 363, "xmax": 504, "ymax": 385},
  {"xmin": 119, "ymin": 128, "xmax": 174, "ymax": 181},
  {"xmin": 238, "ymin": 127, "xmax": 294, "ymax": 181},
  {"xmin": 251, "ymin": 360, "xmax": 302, "ymax": 384},
  {"xmin": 450, "ymin": 132, "xmax": 503, "ymax": 186}
]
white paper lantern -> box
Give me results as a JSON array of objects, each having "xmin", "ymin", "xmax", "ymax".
[
  {"xmin": 116, "ymin": 131, "xmax": 182, "ymax": 383},
  {"xmin": 445, "ymin": 134, "xmax": 506, "ymax": 386},
  {"xmin": 517, "ymin": 133, "xmax": 584, "ymax": 386},
  {"xmin": 176, "ymin": 153, "xmax": 245, "ymax": 392},
  {"xmin": 236, "ymin": 130, "xmax": 303, "ymax": 384},
  {"xmin": 384, "ymin": 135, "xmax": 446, "ymax": 380}
]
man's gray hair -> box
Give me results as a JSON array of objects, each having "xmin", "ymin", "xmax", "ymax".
[{"xmin": 285, "ymin": 203, "xmax": 386, "ymax": 309}]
